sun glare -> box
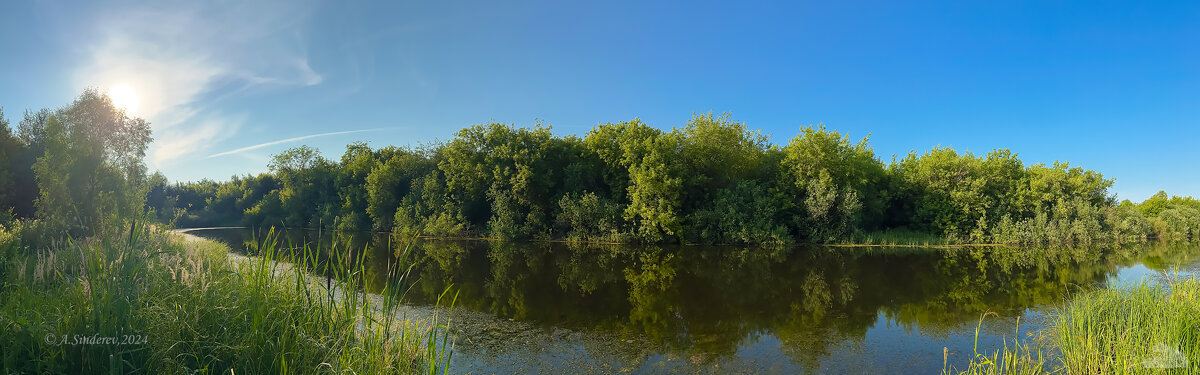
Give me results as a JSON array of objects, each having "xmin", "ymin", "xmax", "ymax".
[{"xmin": 108, "ymin": 84, "xmax": 140, "ymax": 115}]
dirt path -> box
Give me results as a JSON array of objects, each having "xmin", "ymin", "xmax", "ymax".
[{"xmin": 173, "ymin": 227, "xmax": 247, "ymax": 233}]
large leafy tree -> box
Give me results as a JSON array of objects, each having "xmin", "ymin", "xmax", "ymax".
[
  {"xmin": 365, "ymin": 146, "xmax": 437, "ymax": 232},
  {"xmin": 583, "ymin": 119, "xmax": 662, "ymax": 204},
  {"xmin": 439, "ymin": 123, "xmax": 565, "ymax": 239},
  {"xmin": 672, "ymin": 113, "xmax": 773, "ymax": 243},
  {"xmin": 335, "ymin": 142, "xmax": 378, "ymax": 231},
  {"xmin": 269, "ymin": 145, "xmax": 337, "ymax": 228},
  {"xmin": 0, "ymin": 108, "xmax": 24, "ymax": 221},
  {"xmin": 893, "ymin": 147, "xmax": 1024, "ymax": 239},
  {"xmin": 29, "ymin": 90, "xmax": 152, "ymax": 236},
  {"xmin": 32, "ymin": 115, "xmax": 74, "ymax": 233},
  {"xmin": 674, "ymin": 113, "xmax": 769, "ymax": 207},
  {"xmin": 779, "ymin": 126, "xmax": 886, "ymax": 241}
]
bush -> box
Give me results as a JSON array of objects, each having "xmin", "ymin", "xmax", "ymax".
[
  {"xmin": 556, "ymin": 191, "xmax": 629, "ymax": 243},
  {"xmin": 685, "ymin": 181, "xmax": 792, "ymax": 245},
  {"xmin": 1152, "ymin": 206, "xmax": 1200, "ymax": 241}
]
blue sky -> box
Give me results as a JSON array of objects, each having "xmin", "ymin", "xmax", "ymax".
[{"xmin": 1, "ymin": 0, "xmax": 1197, "ymax": 201}]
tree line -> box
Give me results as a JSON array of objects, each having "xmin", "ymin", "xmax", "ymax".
[
  {"xmin": 126, "ymin": 114, "xmax": 1198, "ymax": 245},
  {"xmin": 0, "ymin": 93, "xmax": 1195, "ymax": 245}
]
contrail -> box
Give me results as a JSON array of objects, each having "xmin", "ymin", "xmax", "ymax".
[{"xmin": 205, "ymin": 128, "xmax": 391, "ymax": 158}]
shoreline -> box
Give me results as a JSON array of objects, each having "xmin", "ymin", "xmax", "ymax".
[{"xmin": 173, "ymin": 226, "xmax": 1161, "ymax": 249}]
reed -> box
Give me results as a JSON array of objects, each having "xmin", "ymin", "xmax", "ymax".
[
  {"xmin": 0, "ymin": 220, "xmax": 454, "ymax": 374},
  {"xmin": 946, "ymin": 273, "xmax": 1200, "ymax": 374},
  {"xmin": 847, "ymin": 228, "xmax": 953, "ymax": 247},
  {"xmin": 1050, "ymin": 275, "xmax": 1200, "ymax": 374},
  {"xmin": 942, "ymin": 314, "xmax": 1047, "ymax": 375}
]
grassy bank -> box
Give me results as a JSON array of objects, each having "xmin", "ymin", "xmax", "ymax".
[
  {"xmin": 947, "ymin": 275, "xmax": 1200, "ymax": 374},
  {"xmin": 0, "ymin": 221, "xmax": 453, "ymax": 374}
]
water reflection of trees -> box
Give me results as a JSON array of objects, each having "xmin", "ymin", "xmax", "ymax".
[
  {"xmin": 420, "ymin": 242, "xmax": 1200, "ymax": 363},
  {"xmin": 209, "ymin": 229, "xmax": 1200, "ymax": 367}
]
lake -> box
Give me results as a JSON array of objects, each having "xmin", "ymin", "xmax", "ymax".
[{"xmin": 183, "ymin": 227, "xmax": 1200, "ymax": 374}]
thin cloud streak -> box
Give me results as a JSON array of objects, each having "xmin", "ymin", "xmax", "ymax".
[
  {"xmin": 153, "ymin": 114, "xmax": 245, "ymax": 167},
  {"xmin": 205, "ymin": 128, "xmax": 391, "ymax": 158}
]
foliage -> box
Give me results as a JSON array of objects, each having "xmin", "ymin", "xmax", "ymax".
[
  {"xmin": 780, "ymin": 125, "xmax": 888, "ymax": 240},
  {"xmin": 90, "ymin": 112, "xmax": 1197, "ymax": 245},
  {"xmin": 269, "ymin": 145, "xmax": 339, "ymax": 228},
  {"xmin": 556, "ymin": 191, "xmax": 628, "ymax": 242},
  {"xmin": 438, "ymin": 123, "xmax": 570, "ymax": 239},
  {"xmin": 30, "ymin": 116, "xmax": 74, "ymax": 236},
  {"xmin": 12, "ymin": 90, "xmax": 152, "ymax": 239},
  {"xmin": 0, "ymin": 90, "xmax": 456, "ymax": 374},
  {"xmin": 1141, "ymin": 191, "xmax": 1200, "ymax": 241},
  {"xmin": 894, "ymin": 147, "xmax": 1023, "ymax": 240},
  {"xmin": 335, "ymin": 142, "xmax": 377, "ymax": 231},
  {"xmin": 0, "ymin": 108, "xmax": 33, "ymax": 219},
  {"xmin": 686, "ymin": 180, "xmax": 792, "ymax": 244},
  {"xmin": 367, "ymin": 146, "xmax": 436, "ymax": 232}
]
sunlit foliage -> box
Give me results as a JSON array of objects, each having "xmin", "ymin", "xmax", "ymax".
[
  {"xmin": 71, "ymin": 111, "xmax": 1197, "ymax": 245},
  {"xmin": 0, "ymin": 90, "xmax": 152, "ymax": 238}
]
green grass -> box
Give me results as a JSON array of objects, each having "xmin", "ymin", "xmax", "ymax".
[
  {"xmin": 1051, "ymin": 275, "xmax": 1200, "ymax": 374},
  {"xmin": 942, "ymin": 314, "xmax": 1048, "ymax": 375},
  {"xmin": 0, "ymin": 220, "xmax": 454, "ymax": 374},
  {"xmin": 946, "ymin": 275, "xmax": 1200, "ymax": 374},
  {"xmin": 844, "ymin": 228, "xmax": 960, "ymax": 247}
]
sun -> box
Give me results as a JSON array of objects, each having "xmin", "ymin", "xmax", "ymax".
[{"xmin": 107, "ymin": 84, "xmax": 140, "ymax": 115}]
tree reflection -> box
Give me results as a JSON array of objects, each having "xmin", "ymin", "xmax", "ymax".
[{"xmin": 190, "ymin": 228, "xmax": 1200, "ymax": 369}]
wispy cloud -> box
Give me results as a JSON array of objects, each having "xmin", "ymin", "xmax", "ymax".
[
  {"xmin": 152, "ymin": 114, "xmax": 245, "ymax": 167},
  {"xmin": 70, "ymin": 0, "xmax": 324, "ymax": 169},
  {"xmin": 205, "ymin": 128, "xmax": 390, "ymax": 159}
]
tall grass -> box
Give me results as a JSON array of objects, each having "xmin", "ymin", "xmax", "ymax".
[
  {"xmin": 942, "ymin": 314, "xmax": 1047, "ymax": 375},
  {"xmin": 1051, "ymin": 276, "xmax": 1200, "ymax": 373},
  {"xmin": 946, "ymin": 274, "xmax": 1200, "ymax": 374},
  {"xmin": 846, "ymin": 228, "xmax": 956, "ymax": 246},
  {"xmin": 0, "ymin": 220, "xmax": 454, "ymax": 374}
]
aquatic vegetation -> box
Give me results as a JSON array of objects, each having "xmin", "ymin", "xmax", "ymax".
[
  {"xmin": 942, "ymin": 314, "xmax": 1047, "ymax": 375},
  {"xmin": 947, "ymin": 274, "xmax": 1200, "ymax": 374},
  {"xmin": 0, "ymin": 222, "xmax": 454, "ymax": 374}
]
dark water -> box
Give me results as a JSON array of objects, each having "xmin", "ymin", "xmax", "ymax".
[{"xmin": 183, "ymin": 228, "xmax": 1200, "ymax": 374}]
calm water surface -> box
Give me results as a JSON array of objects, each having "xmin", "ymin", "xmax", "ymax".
[{"xmin": 184, "ymin": 228, "xmax": 1200, "ymax": 374}]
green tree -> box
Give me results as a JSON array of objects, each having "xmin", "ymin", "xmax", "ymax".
[
  {"xmin": 393, "ymin": 169, "xmax": 463, "ymax": 238},
  {"xmin": 32, "ymin": 116, "xmax": 74, "ymax": 233},
  {"xmin": 365, "ymin": 146, "xmax": 436, "ymax": 232},
  {"xmin": 893, "ymin": 147, "xmax": 1028, "ymax": 241},
  {"xmin": 0, "ymin": 108, "xmax": 21, "ymax": 220},
  {"xmin": 584, "ymin": 120, "xmax": 685, "ymax": 241},
  {"xmin": 335, "ymin": 142, "xmax": 377, "ymax": 231},
  {"xmin": 780, "ymin": 126, "xmax": 886, "ymax": 241},
  {"xmin": 60, "ymin": 89, "xmax": 153, "ymax": 229},
  {"xmin": 674, "ymin": 113, "xmax": 769, "ymax": 209},
  {"xmin": 688, "ymin": 180, "xmax": 792, "ymax": 244},
  {"xmin": 28, "ymin": 89, "xmax": 152, "ymax": 236},
  {"xmin": 583, "ymin": 119, "xmax": 662, "ymax": 203},
  {"xmin": 439, "ymin": 122, "xmax": 565, "ymax": 239},
  {"xmin": 121, "ymin": 112, "xmax": 1199, "ymax": 246},
  {"xmin": 625, "ymin": 135, "xmax": 684, "ymax": 241},
  {"xmin": 269, "ymin": 145, "xmax": 337, "ymax": 228},
  {"xmin": 144, "ymin": 172, "xmax": 182, "ymax": 224}
]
